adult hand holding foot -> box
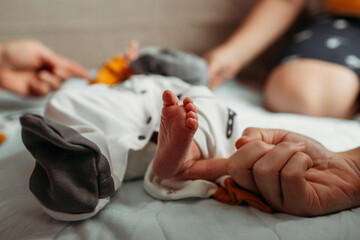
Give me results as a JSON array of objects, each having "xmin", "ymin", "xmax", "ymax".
[
  {"xmin": 0, "ymin": 39, "xmax": 89, "ymax": 97},
  {"xmin": 181, "ymin": 127, "xmax": 360, "ymax": 216}
]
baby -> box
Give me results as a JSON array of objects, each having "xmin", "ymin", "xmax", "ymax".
[{"xmin": 20, "ymin": 44, "xmax": 270, "ymax": 221}]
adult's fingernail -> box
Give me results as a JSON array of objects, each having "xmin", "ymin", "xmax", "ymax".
[
  {"xmin": 295, "ymin": 142, "xmax": 306, "ymax": 149},
  {"xmin": 54, "ymin": 69, "xmax": 67, "ymax": 79},
  {"xmin": 296, "ymin": 142, "xmax": 305, "ymax": 146},
  {"xmin": 239, "ymin": 135, "xmax": 247, "ymax": 140},
  {"xmin": 235, "ymin": 136, "xmax": 252, "ymax": 149}
]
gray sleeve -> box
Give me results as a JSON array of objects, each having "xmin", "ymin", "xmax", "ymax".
[{"xmin": 20, "ymin": 114, "xmax": 115, "ymax": 214}]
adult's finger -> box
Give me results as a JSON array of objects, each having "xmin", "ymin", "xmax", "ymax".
[
  {"xmin": 252, "ymin": 142, "xmax": 305, "ymax": 210},
  {"xmin": 208, "ymin": 77, "xmax": 221, "ymax": 89},
  {"xmin": 175, "ymin": 158, "xmax": 228, "ymax": 181},
  {"xmin": 227, "ymin": 140, "xmax": 274, "ymax": 194},
  {"xmin": 278, "ymin": 151, "xmax": 313, "ymax": 215},
  {"xmin": 205, "ymin": 57, "xmax": 222, "ymax": 89},
  {"xmin": 38, "ymin": 70, "xmax": 62, "ymax": 91},
  {"xmin": 207, "ymin": 66, "xmax": 222, "ymax": 89},
  {"xmin": 39, "ymin": 50, "xmax": 89, "ymax": 80},
  {"xmin": 29, "ymin": 78, "xmax": 52, "ymax": 97},
  {"xmin": 54, "ymin": 55, "xmax": 89, "ymax": 80},
  {"xmin": 208, "ymin": 75, "xmax": 222, "ymax": 89}
]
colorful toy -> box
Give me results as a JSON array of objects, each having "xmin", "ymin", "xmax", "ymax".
[
  {"xmin": 0, "ymin": 133, "xmax": 6, "ymax": 145},
  {"xmin": 91, "ymin": 56, "xmax": 135, "ymax": 86}
]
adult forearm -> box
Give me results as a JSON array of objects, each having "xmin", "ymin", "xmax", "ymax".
[{"xmin": 225, "ymin": 0, "xmax": 307, "ymax": 69}]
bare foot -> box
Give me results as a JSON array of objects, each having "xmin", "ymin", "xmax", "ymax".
[
  {"xmin": 152, "ymin": 90, "xmax": 199, "ymax": 179},
  {"xmin": 124, "ymin": 40, "xmax": 139, "ymax": 62}
]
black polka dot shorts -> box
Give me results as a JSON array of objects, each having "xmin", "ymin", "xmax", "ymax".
[{"xmin": 279, "ymin": 14, "xmax": 360, "ymax": 78}]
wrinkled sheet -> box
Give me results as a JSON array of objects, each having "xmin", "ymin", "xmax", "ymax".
[{"xmin": 1, "ymin": 78, "xmax": 360, "ymax": 240}]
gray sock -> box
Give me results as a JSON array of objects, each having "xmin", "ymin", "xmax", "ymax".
[{"xmin": 21, "ymin": 114, "xmax": 114, "ymax": 218}]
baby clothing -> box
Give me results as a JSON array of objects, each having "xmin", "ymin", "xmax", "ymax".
[
  {"xmin": 21, "ymin": 75, "xmax": 258, "ymax": 221},
  {"xmin": 21, "ymin": 114, "xmax": 115, "ymax": 220},
  {"xmin": 131, "ymin": 47, "xmax": 208, "ymax": 86}
]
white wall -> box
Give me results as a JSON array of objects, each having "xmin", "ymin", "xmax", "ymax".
[{"xmin": 0, "ymin": 0, "xmax": 256, "ymax": 68}]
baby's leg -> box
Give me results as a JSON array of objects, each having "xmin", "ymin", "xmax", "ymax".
[{"xmin": 153, "ymin": 90, "xmax": 202, "ymax": 179}]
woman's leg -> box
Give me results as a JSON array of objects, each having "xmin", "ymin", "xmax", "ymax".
[{"xmin": 264, "ymin": 59, "xmax": 359, "ymax": 119}]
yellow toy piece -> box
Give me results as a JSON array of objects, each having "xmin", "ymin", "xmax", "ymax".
[
  {"xmin": 92, "ymin": 56, "xmax": 134, "ymax": 86},
  {"xmin": 0, "ymin": 133, "xmax": 6, "ymax": 145}
]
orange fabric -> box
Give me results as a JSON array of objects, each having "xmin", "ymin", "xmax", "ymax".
[
  {"xmin": 92, "ymin": 56, "xmax": 134, "ymax": 86},
  {"xmin": 325, "ymin": 0, "xmax": 360, "ymax": 16},
  {"xmin": 0, "ymin": 133, "xmax": 6, "ymax": 145},
  {"xmin": 212, "ymin": 177, "xmax": 273, "ymax": 213}
]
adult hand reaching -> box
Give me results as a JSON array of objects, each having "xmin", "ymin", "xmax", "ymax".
[
  {"xmin": 0, "ymin": 39, "xmax": 89, "ymax": 97},
  {"xmin": 203, "ymin": 44, "xmax": 242, "ymax": 89},
  {"xmin": 203, "ymin": 0, "xmax": 306, "ymax": 90}
]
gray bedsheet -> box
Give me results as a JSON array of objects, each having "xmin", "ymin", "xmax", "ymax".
[{"xmin": 1, "ymin": 79, "xmax": 360, "ymax": 240}]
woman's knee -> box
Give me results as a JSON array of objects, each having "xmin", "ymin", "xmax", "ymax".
[
  {"xmin": 264, "ymin": 59, "xmax": 359, "ymax": 118},
  {"xmin": 264, "ymin": 61, "xmax": 321, "ymax": 115}
]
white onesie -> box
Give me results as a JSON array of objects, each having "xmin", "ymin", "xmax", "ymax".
[{"xmin": 21, "ymin": 75, "xmax": 243, "ymax": 221}]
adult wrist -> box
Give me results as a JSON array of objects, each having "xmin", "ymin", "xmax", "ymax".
[
  {"xmin": 342, "ymin": 148, "xmax": 360, "ymax": 205},
  {"xmin": 223, "ymin": 39, "xmax": 243, "ymax": 56},
  {"xmin": 346, "ymin": 147, "xmax": 360, "ymax": 173},
  {"xmin": 224, "ymin": 37, "xmax": 256, "ymax": 72},
  {"xmin": 217, "ymin": 41, "xmax": 245, "ymax": 72}
]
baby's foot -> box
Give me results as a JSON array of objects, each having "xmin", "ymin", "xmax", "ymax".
[
  {"xmin": 153, "ymin": 90, "xmax": 198, "ymax": 179},
  {"xmin": 124, "ymin": 40, "xmax": 139, "ymax": 62}
]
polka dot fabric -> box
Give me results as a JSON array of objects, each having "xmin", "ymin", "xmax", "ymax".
[{"xmin": 279, "ymin": 14, "xmax": 360, "ymax": 78}]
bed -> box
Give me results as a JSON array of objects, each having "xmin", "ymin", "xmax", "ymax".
[{"xmin": 1, "ymin": 76, "xmax": 360, "ymax": 240}]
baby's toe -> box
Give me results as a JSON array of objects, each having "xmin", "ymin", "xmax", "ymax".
[
  {"xmin": 187, "ymin": 111, "xmax": 198, "ymax": 120},
  {"xmin": 183, "ymin": 97, "xmax": 193, "ymax": 105},
  {"xmin": 184, "ymin": 102, "xmax": 197, "ymax": 113},
  {"xmin": 186, "ymin": 118, "xmax": 198, "ymax": 130},
  {"xmin": 162, "ymin": 90, "xmax": 179, "ymax": 106}
]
